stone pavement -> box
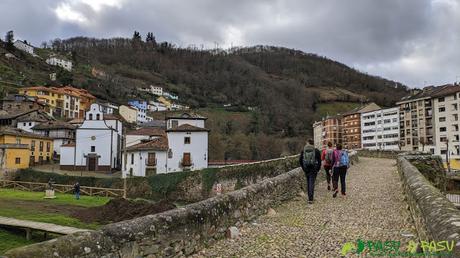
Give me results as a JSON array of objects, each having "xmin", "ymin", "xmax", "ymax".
[{"xmin": 191, "ymin": 157, "xmax": 418, "ymax": 258}]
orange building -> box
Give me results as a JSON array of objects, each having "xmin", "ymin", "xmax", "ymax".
[
  {"xmin": 322, "ymin": 115, "xmax": 343, "ymax": 147},
  {"xmin": 342, "ymin": 103, "xmax": 381, "ymax": 149}
]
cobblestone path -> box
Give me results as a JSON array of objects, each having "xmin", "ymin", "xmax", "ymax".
[{"xmin": 191, "ymin": 157, "xmax": 418, "ymax": 258}]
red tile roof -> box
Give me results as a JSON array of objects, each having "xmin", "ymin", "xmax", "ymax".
[
  {"xmin": 125, "ymin": 137, "xmax": 168, "ymax": 151},
  {"xmin": 126, "ymin": 127, "xmax": 165, "ymax": 136}
]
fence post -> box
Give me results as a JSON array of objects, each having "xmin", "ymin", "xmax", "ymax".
[{"xmin": 123, "ymin": 177, "xmax": 127, "ymax": 199}]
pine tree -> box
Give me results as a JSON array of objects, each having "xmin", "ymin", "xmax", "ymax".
[{"xmin": 5, "ymin": 30, "xmax": 14, "ymax": 50}]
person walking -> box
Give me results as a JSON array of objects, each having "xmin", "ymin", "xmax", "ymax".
[
  {"xmin": 321, "ymin": 141, "xmax": 334, "ymax": 190},
  {"xmin": 74, "ymin": 182, "xmax": 80, "ymax": 200},
  {"xmin": 299, "ymin": 139, "xmax": 321, "ymax": 204},
  {"xmin": 331, "ymin": 143, "xmax": 350, "ymax": 198}
]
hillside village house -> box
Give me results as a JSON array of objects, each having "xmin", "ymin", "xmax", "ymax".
[
  {"xmin": 342, "ymin": 103, "xmax": 381, "ymax": 149},
  {"xmin": 361, "ymin": 107, "xmax": 400, "ymax": 150},
  {"xmin": 0, "ymin": 109, "xmax": 52, "ymax": 127},
  {"xmin": 19, "ymin": 86, "xmax": 96, "ymax": 119},
  {"xmin": 0, "ymin": 94, "xmax": 47, "ymax": 113},
  {"xmin": 140, "ymin": 85, "xmax": 163, "ymax": 96},
  {"xmin": 163, "ymin": 92, "xmax": 178, "ymax": 100},
  {"xmin": 60, "ymin": 104, "xmax": 123, "ymax": 172},
  {"xmin": 128, "ymin": 100, "xmax": 153, "ymax": 123},
  {"xmin": 119, "ymin": 105, "xmax": 138, "ymax": 124},
  {"xmin": 157, "ymin": 96, "xmax": 172, "ymax": 109},
  {"xmin": 13, "ymin": 40, "xmax": 35, "ymax": 56},
  {"xmin": 97, "ymin": 101, "xmax": 119, "ymax": 114},
  {"xmin": 0, "ymin": 127, "xmax": 54, "ymax": 169},
  {"xmin": 31, "ymin": 121, "xmax": 76, "ymax": 157},
  {"xmin": 148, "ymin": 101, "xmax": 168, "ymax": 112},
  {"xmin": 122, "ymin": 113, "xmax": 209, "ymax": 177},
  {"xmin": 46, "ymin": 55, "xmax": 73, "ymax": 71}
]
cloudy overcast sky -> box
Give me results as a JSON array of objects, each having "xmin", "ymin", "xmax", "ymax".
[{"xmin": 1, "ymin": 0, "xmax": 459, "ymax": 87}]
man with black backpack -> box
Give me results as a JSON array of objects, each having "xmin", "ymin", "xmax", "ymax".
[{"xmin": 299, "ymin": 139, "xmax": 321, "ymax": 204}]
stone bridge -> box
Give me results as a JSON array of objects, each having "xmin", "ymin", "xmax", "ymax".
[{"xmin": 5, "ymin": 151, "xmax": 460, "ymax": 257}]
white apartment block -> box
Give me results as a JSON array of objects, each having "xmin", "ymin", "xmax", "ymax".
[
  {"xmin": 361, "ymin": 107, "xmax": 400, "ymax": 150},
  {"xmin": 432, "ymin": 91, "xmax": 460, "ymax": 159},
  {"xmin": 46, "ymin": 56, "xmax": 73, "ymax": 71}
]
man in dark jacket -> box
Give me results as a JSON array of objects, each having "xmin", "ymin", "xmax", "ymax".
[{"xmin": 299, "ymin": 139, "xmax": 321, "ymax": 204}]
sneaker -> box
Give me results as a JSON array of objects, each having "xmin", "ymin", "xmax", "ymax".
[
  {"xmin": 327, "ymin": 185, "xmax": 331, "ymax": 191},
  {"xmin": 333, "ymin": 191, "xmax": 338, "ymax": 198},
  {"xmin": 308, "ymin": 200, "xmax": 314, "ymax": 204}
]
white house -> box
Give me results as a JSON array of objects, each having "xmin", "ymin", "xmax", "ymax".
[
  {"xmin": 163, "ymin": 91, "xmax": 178, "ymax": 100},
  {"xmin": 60, "ymin": 104, "xmax": 123, "ymax": 172},
  {"xmin": 46, "ymin": 56, "xmax": 73, "ymax": 71},
  {"xmin": 13, "ymin": 40, "xmax": 35, "ymax": 55},
  {"xmin": 122, "ymin": 113, "xmax": 209, "ymax": 177},
  {"xmin": 140, "ymin": 85, "xmax": 163, "ymax": 96},
  {"xmin": 98, "ymin": 101, "xmax": 119, "ymax": 114},
  {"xmin": 361, "ymin": 107, "xmax": 400, "ymax": 150},
  {"xmin": 148, "ymin": 101, "xmax": 168, "ymax": 112},
  {"xmin": 123, "ymin": 137, "xmax": 169, "ymax": 176}
]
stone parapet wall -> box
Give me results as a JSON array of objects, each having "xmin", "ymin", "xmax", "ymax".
[
  {"xmin": 397, "ymin": 155, "xmax": 460, "ymax": 255},
  {"xmin": 357, "ymin": 149, "xmax": 405, "ymax": 159},
  {"xmin": 6, "ymin": 152, "xmax": 358, "ymax": 257}
]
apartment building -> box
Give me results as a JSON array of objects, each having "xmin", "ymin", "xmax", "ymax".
[
  {"xmin": 19, "ymin": 86, "xmax": 95, "ymax": 119},
  {"xmin": 361, "ymin": 107, "xmax": 400, "ymax": 150},
  {"xmin": 342, "ymin": 103, "xmax": 381, "ymax": 149},
  {"xmin": 321, "ymin": 115, "xmax": 342, "ymax": 147},
  {"xmin": 313, "ymin": 121, "xmax": 323, "ymax": 149},
  {"xmin": 397, "ymin": 85, "xmax": 460, "ymax": 158}
]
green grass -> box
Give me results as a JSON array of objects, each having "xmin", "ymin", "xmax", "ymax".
[
  {"xmin": 0, "ymin": 189, "xmax": 110, "ymax": 207},
  {"xmin": 316, "ymin": 102, "xmax": 361, "ymax": 117},
  {"xmin": 0, "ymin": 207, "xmax": 100, "ymax": 230},
  {"xmin": 0, "ymin": 228, "xmax": 37, "ymax": 255}
]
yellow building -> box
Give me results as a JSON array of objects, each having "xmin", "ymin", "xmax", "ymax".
[
  {"xmin": 119, "ymin": 105, "xmax": 138, "ymax": 123},
  {"xmin": 19, "ymin": 86, "xmax": 96, "ymax": 119},
  {"xmin": 157, "ymin": 96, "xmax": 172, "ymax": 109},
  {"xmin": 0, "ymin": 127, "xmax": 54, "ymax": 168}
]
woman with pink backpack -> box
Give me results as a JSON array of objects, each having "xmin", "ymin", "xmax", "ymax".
[{"xmin": 331, "ymin": 143, "xmax": 350, "ymax": 198}]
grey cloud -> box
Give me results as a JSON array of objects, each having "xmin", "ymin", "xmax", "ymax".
[{"xmin": 0, "ymin": 0, "xmax": 459, "ymax": 87}]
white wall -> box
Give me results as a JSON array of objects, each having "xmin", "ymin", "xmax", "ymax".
[
  {"xmin": 361, "ymin": 107, "xmax": 400, "ymax": 150},
  {"xmin": 60, "ymin": 146, "xmax": 75, "ymax": 165},
  {"xmin": 17, "ymin": 121, "xmax": 36, "ymax": 132},
  {"xmin": 122, "ymin": 150, "xmax": 167, "ymax": 177},
  {"xmin": 166, "ymin": 131, "xmax": 208, "ymax": 172}
]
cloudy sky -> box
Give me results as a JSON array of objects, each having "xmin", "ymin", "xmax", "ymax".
[{"xmin": 1, "ymin": 0, "xmax": 459, "ymax": 87}]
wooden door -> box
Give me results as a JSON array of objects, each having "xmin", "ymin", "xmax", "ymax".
[
  {"xmin": 88, "ymin": 157, "xmax": 97, "ymax": 171},
  {"xmin": 182, "ymin": 153, "xmax": 191, "ymax": 166}
]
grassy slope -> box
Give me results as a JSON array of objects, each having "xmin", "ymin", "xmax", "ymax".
[
  {"xmin": 315, "ymin": 102, "xmax": 361, "ymax": 118},
  {"xmin": 0, "ymin": 229, "xmax": 37, "ymax": 255}
]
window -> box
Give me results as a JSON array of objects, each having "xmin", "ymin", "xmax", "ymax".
[
  {"xmin": 23, "ymin": 122, "xmax": 26, "ymax": 126},
  {"xmin": 438, "ymin": 97, "xmax": 445, "ymax": 102},
  {"xmin": 96, "ymin": 114, "xmax": 100, "ymax": 120},
  {"xmin": 182, "ymin": 153, "xmax": 191, "ymax": 166},
  {"xmin": 147, "ymin": 152, "xmax": 156, "ymax": 166},
  {"xmin": 171, "ymin": 120, "xmax": 178, "ymax": 128},
  {"xmin": 439, "ymin": 117, "xmax": 446, "ymax": 122},
  {"xmin": 29, "ymin": 122, "xmax": 32, "ymax": 126},
  {"xmin": 31, "ymin": 140, "xmax": 35, "ymax": 151},
  {"xmin": 168, "ymin": 149, "xmax": 173, "ymax": 158},
  {"xmin": 184, "ymin": 137, "xmax": 191, "ymax": 144},
  {"xmin": 91, "ymin": 146, "xmax": 95, "ymax": 152},
  {"xmin": 89, "ymin": 114, "xmax": 93, "ymax": 120},
  {"xmin": 39, "ymin": 141, "xmax": 43, "ymax": 152},
  {"xmin": 440, "ymin": 127, "xmax": 447, "ymax": 132},
  {"xmin": 441, "ymin": 149, "xmax": 447, "ymax": 155},
  {"xmin": 439, "ymin": 107, "xmax": 446, "ymax": 112},
  {"xmin": 46, "ymin": 142, "xmax": 50, "ymax": 152},
  {"xmin": 131, "ymin": 153, "xmax": 134, "ymax": 164},
  {"xmin": 16, "ymin": 137, "xmax": 21, "ymax": 144},
  {"xmin": 15, "ymin": 157, "xmax": 20, "ymax": 164}
]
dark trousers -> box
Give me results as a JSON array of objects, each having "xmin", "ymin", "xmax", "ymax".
[
  {"xmin": 304, "ymin": 171, "xmax": 317, "ymax": 201},
  {"xmin": 324, "ymin": 166, "xmax": 332, "ymax": 185},
  {"xmin": 332, "ymin": 166, "xmax": 347, "ymax": 194}
]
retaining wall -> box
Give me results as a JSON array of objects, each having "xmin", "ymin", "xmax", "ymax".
[
  {"xmin": 357, "ymin": 149, "xmax": 405, "ymax": 159},
  {"xmin": 6, "ymin": 153, "xmax": 357, "ymax": 257},
  {"xmin": 397, "ymin": 155, "xmax": 460, "ymax": 255}
]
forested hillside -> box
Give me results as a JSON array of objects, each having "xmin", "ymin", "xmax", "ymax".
[{"xmin": 0, "ymin": 34, "xmax": 411, "ymax": 160}]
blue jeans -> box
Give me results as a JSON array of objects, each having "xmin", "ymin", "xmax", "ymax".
[
  {"xmin": 305, "ymin": 171, "xmax": 317, "ymax": 201},
  {"xmin": 75, "ymin": 192, "xmax": 80, "ymax": 200}
]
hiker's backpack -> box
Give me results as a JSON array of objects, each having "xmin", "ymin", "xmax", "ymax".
[
  {"xmin": 325, "ymin": 149, "xmax": 334, "ymax": 166},
  {"xmin": 303, "ymin": 145, "xmax": 316, "ymax": 168},
  {"xmin": 339, "ymin": 150, "xmax": 349, "ymax": 167}
]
